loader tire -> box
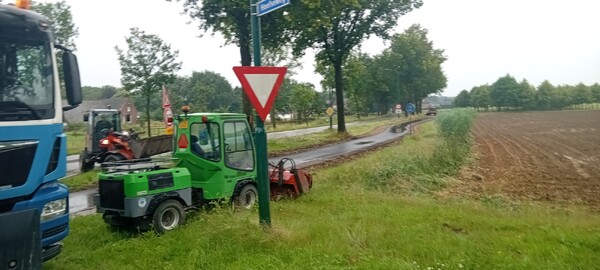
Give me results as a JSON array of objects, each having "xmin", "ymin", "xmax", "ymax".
[
  {"xmin": 233, "ymin": 184, "xmax": 258, "ymax": 210},
  {"xmin": 79, "ymin": 150, "xmax": 94, "ymax": 173},
  {"xmin": 152, "ymin": 199, "xmax": 186, "ymax": 234}
]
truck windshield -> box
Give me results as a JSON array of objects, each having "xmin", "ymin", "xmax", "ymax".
[{"xmin": 0, "ymin": 37, "xmax": 54, "ymax": 121}]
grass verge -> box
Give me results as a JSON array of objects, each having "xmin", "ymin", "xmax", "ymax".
[
  {"xmin": 66, "ymin": 132, "xmax": 86, "ymax": 156},
  {"xmin": 45, "ymin": 113, "xmax": 600, "ymax": 269},
  {"xmin": 61, "ymin": 170, "xmax": 101, "ymax": 192}
]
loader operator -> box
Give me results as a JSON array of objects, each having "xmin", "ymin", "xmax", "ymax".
[{"xmin": 95, "ymin": 114, "xmax": 113, "ymax": 136}]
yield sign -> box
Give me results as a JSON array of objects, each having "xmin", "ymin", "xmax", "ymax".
[{"xmin": 233, "ymin": 66, "xmax": 287, "ymax": 121}]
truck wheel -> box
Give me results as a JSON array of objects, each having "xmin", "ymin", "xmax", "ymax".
[
  {"xmin": 152, "ymin": 199, "xmax": 185, "ymax": 234},
  {"xmin": 234, "ymin": 184, "xmax": 258, "ymax": 210},
  {"xmin": 79, "ymin": 150, "xmax": 94, "ymax": 172}
]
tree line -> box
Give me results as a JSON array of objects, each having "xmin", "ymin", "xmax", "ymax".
[
  {"xmin": 82, "ymin": 73, "xmax": 327, "ymax": 127},
  {"xmin": 317, "ymin": 24, "xmax": 447, "ymax": 117},
  {"xmin": 165, "ymin": 0, "xmax": 427, "ymax": 133},
  {"xmin": 454, "ymin": 74, "xmax": 600, "ymax": 111},
  {"xmin": 38, "ymin": 1, "xmax": 450, "ymax": 135}
]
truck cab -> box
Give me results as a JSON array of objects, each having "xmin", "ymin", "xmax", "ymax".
[{"xmin": 0, "ymin": 1, "xmax": 82, "ymax": 266}]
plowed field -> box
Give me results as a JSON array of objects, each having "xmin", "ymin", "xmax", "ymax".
[{"xmin": 453, "ymin": 110, "xmax": 600, "ymax": 209}]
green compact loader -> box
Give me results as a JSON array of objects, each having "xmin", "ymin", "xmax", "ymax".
[{"xmin": 95, "ymin": 111, "xmax": 313, "ymax": 233}]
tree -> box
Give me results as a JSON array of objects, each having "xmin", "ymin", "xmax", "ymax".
[
  {"xmin": 470, "ymin": 85, "xmax": 491, "ymax": 111},
  {"xmin": 290, "ymin": 82, "xmax": 319, "ymax": 124},
  {"xmin": 32, "ymin": 1, "xmax": 79, "ymax": 50},
  {"xmin": 167, "ymin": 0, "xmax": 293, "ymax": 123},
  {"xmin": 343, "ymin": 53, "xmax": 373, "ymax": 117},
  {"xmin": 552, "ymin": 85, "xmax": 571, "ymax": 109},
  {"xmin": 591, "ymin": 83, "xmax": 600, "ymax": 105},
  {"xmin": 115, "ymin": 28, "xmax": 181, "ymax": 136},
  {"xmin": 82, "ymin": 85, "xmax": 118, "ymax": 100},
  {"xmin": 271, "ymin": 78, "xmax": 294, "ymax": 128},
  {"xmin": 167, "ymin": 71, "xmax": 239, "ymax": 114},
  {"xmin": 454, "ymin": 90, "xmax": 471, "ymax": 108},
  {"xmin": 384, "ymin": 25, "xmax": 447, "ymax": 114},
  {"xmin": 536, "ymin": 80, "xmax": 554, "ymax": 110},
  {"xmin": 571, "ymin": 83, "xmax": 592, "ymax": 107},
  {"xmin": 32, "ymin": 0, "xmax": 79, "ymax": 96},
  {"xmin": 369, "ymin": 55, "xmax": 395, "ymax": 114},
  {"xmin": 490, "ymin": 74, "xmax": 520, "ymax": 110},
  {"xmin": 262, "ymin": 47, "xmax": 301, "ymax": 128},
  {"xmin": 517, "ymin": 79, "xmax": 536, "ymax": 110},
  {"xmin": 288, "ymin": 0, "xmax": 422, "ymax": 133}
]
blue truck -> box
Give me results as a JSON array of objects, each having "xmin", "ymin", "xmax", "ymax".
[{"xmin": 0, "ymin": 1, "xmax": 82, "ymax": 267}]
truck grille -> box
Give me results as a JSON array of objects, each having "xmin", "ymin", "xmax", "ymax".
[
  {"xmin": 0, "ymin": 140, "xmax": 37, "ymax": 188},
  {"xmin": 99, "ymin": 180, "xmax": 125, "ymax": 210}
]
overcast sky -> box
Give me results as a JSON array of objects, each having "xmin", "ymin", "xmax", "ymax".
[{"xmin": 58, "ymin": 0, "xmax": 600, "ymax": 96}]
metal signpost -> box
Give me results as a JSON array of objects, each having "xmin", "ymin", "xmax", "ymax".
[
  {"xmin": 395, "ymin": 104, "xmax": 402, "ymax": 118},
  {"xmin": 233, "ymin": 66, "xmax": 287, "ymax": 229},
  {"xmin": 406, "ymin": 103, "xmax": 415, "ymax": 134},
  {"xmin": 246, "ymin": 0, "xmax": 291, "ymax": 228},
  {"xmin": 326, "ymin": 107, "xmax": 334, "ymax": 129}
]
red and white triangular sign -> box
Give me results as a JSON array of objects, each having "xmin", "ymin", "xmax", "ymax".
[{"xmin": 233, "ymin": 66, "xmax": 287, "ymax": 121}]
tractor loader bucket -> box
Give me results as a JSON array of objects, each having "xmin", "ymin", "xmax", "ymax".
[{"xmin": 129, "ymin": 135, "xmax": 173, "ymax": 159}]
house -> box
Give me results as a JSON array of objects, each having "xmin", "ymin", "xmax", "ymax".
[{"xmin": 64, "ymin": 97, "xmax": 139, "ymax": 124}]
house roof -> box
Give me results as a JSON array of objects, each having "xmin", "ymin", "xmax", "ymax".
[{"xmin": 63, "ymin": 98, "xmax": 135, "ymax": 123}]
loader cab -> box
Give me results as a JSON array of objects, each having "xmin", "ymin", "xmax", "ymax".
[
  {"xmin": 173, "ymin": 113, "xmax": 256, "ymax": 200},
  {"xmin": 83, "ymin": 109, "xmax": 121, "ymax": 153}
]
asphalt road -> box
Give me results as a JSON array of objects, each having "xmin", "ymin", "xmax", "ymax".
[{"xmin": 67, "ymin": 118, "xmax": 428, "ymax": 215}]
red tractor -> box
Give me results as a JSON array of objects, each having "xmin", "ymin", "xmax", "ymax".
[{"xmin": 79, "ymin": 109, "xmax": 172, "ymax": 172}]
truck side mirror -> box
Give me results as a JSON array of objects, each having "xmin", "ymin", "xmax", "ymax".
[
  {"xmin": 62, "ymin": 51, "xmax": 83, "ymax": 106},
  {"xmin": 83, "ymin": 113, "xmax": 89, "ymax": 122}
]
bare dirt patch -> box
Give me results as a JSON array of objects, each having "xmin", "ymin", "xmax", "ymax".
[{"xmin": 446, "ymin": 110, "xmax": 600, "ymax": 209}]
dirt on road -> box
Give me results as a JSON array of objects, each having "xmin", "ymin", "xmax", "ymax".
[{"xmin": 447, "ymin": 110, "xmax": 600, "ymax": 209}]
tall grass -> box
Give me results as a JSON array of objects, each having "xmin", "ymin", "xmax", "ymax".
[
  {"xmin": 365, "ymin": 109, "xmax": 474, "ymax": 193},
  {"xmin": 431, "ymin": 109, "xmax": 475, "ymax": 175}
]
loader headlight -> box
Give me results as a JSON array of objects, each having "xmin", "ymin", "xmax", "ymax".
[
  {"xmin": 41, "ymin": 198, "xmax": 67, "ymax": 221},
  {"xmin": 138, "ymin": 198, "xmax": 147, "ymax": 208}
]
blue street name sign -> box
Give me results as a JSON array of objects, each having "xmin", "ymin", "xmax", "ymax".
[
  {"xmin": 406, "ymin": 103, "xmax": 415, "ymax": 113},
  {"xmin": 257, "ymin": 0, "xmax": 290, "ymax": 16}
]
